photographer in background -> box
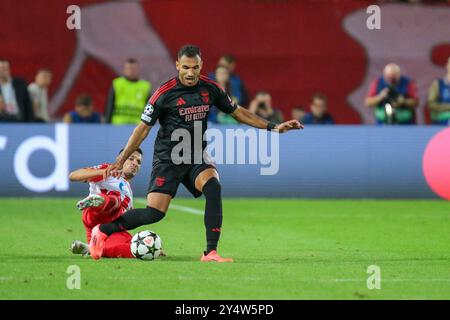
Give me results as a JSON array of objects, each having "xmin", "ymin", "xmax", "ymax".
[
  {"xmin": 365, "ymin": 63, "xmax": 419, "ymax": 125},
  {"xmin": 249, "ymin": 91, "xmax": 283, "ymax": 123}
]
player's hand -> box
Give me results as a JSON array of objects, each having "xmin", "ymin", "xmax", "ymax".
[
  {"xmin": 396, "ymin": 94, "xmax": 405, "ymax": 107},
  {"xmin": 378, "ymin": 88, "xmax": 389, "ymax": 101},
  {"xmin": 274, "ymin": 120, "xmax": 304, "ymax": 133},
  {"xmin": 103, "ymin": 161, "xmax": 124, "ymax": 179}
]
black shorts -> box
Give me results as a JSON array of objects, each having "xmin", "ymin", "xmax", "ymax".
[{"xmin": 147, "ymin": 162, "xmax": 216, "ymax": 198}]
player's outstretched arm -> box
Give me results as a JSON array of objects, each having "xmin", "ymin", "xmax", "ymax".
[
  {"xmin": 104, "ymin": 122, "xmax": 152, "ymax": 178},
  {"xmin": 231, "ymin": 106, "xmax": 304, "ymax": 133},
  {"xmin": 69, "ymin": 168, "xmax": 106, "ymax": 182}
]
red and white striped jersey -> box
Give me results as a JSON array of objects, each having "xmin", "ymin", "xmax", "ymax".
[{"xmin": 87, "ymin": 163, "xmax": 133, "ymax": 211}]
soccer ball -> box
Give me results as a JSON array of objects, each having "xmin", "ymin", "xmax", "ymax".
[{"xmin": 130, "ymin": 230, "xmax": 162, "ymax": 260}]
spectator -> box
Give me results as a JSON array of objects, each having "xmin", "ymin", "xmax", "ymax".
[
  {"xmin": 428, "ymin": 56, "xmax": 450, "ymax": 125},
  {"xmin": 105, "ymin": 58, "xmax": 152, "ymax": 125},
  {"xmin": 302, "ymin": 93, "xmax": 335, "ymax": 125},
  {"xmin": 249, "ymin": 91, "xmax": 284, "ymax": 123},
  {"xmin": 209, "ymin": 54, "xmax": 248, "ymax": 106},
  {"xmin": 28, "ymin": 68, "xmax": 52, "ymax": 122},
  {"xmin": 291, "ymin": 106, "xmax": 306, "ymax": 122},
  {"xmin": 63, "ymin": 94, "xmax": 102, "ymax": 124},
  {"xmin": 0, "ymin": 59, "xmax": 33, "ymax": 122},
  {"xmin": 0, "ymin": 94, "xmax": 17, "ymax": 122},
  {"xmin": 365, "ymin": 63, "xmax": 419, "ymax": 125},
  {"xmin": 210, "ymin": 66, "xmax": 239, "ymax": 124}
]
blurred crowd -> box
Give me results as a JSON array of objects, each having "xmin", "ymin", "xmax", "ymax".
[{"xmin": 1, "ymin": 54, "xmax": 450, "ymax": 126}]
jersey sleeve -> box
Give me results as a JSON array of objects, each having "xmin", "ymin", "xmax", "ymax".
[
  {"xmin": 141, "ymin": 91, "xmax": 165, "ymax": 126},
  {"xmin": 211, "ymin": 83, "xmax": 238, "ymax": 114},
  {"xmin": 86, "ymin": 163, "xmax": 110, "ymax": 183}
]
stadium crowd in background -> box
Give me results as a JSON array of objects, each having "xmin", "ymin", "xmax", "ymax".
[
  {"xmin": 248, "ymin": 91, "xmax": 284, "ymax": 123},
  {"xmin": 2, "ymin": 53, "xmax": 450, "ymax": 126},
  {"xmin": 28, "ymin": 68, "xmax": 52, "ymax": 123},
  {"xmin": 291, "ymin": 106, "xmax": 306, "ymax": 123},
  {"xmin": 301, "ymin": 93, "xmax": 335, "ymax": 125},
  {"xmin": 63, "ymin": 94, "xmax": 102, "ymax": 124},
  {"xmin": 209, "ymin": 54, "xmax": 249, "ymax": 107},
  {"xmin": 105, "ymin": 58, "xmax": 152, "ymax": 125},
  {"xmin": 0, "ymin": 59, "xmax": 33, "ymax": 122},
  {"xmin": 208, "ymin": 65, "xmax": 240, "ymax": 124},
  {"xmin": 428, "ymin": 57, "xmax": 450, "ymax": 125}
]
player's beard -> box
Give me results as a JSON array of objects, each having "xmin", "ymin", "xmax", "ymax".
[
  {"xmin": 184, "ymin": 75, "xmax": 198, "ymax": 86},
  {"xmin": 123, "ymin": 171, "xmax": 136, "ymax": 180}
]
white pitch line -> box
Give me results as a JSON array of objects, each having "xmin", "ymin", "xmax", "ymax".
[
  {"xmin": 135, "ymin": 199, "xmax": 203, "ymax": 215},
  {"xmin": 333, "ymin": 278, "xmax": 450, "ymax": 283}
]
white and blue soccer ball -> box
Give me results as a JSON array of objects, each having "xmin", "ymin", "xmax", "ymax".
[{"xmin": 130, "ymin": 230, "xmax": 162, "ymax": 260}]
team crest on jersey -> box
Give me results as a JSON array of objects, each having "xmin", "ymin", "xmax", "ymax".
[
  {"xmin": 144, "ymin": 103, "xmax": 154, "ymax": 115},
  {"xmin": 156, "ymin": 176, "xmax": 166, "ymax": 187},
  {"xmin": 200, "ymin": 90, "xmax": 209, "ymax": 104}
]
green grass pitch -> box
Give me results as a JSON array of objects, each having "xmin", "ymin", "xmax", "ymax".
[{"xmin": 0, "ymin": 197, "xmax": 449, "ymax": 299}]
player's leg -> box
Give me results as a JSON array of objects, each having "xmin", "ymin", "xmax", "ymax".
[
  {"xmin": 70, "ymin": 209, "xmax": 95, "ymax": 257},
  {"xmin": 81, "ymin": 208, "xmax": 95, "ymax": 243},
  {"xmin": 89, "ymin": 193, "xmax": 171, "ymax": 259},
  {"xmin": 70, "ymin": 240, "xmax": 90, "ymax": 256},
  {"xmin": 185, "ymin": 166, "xmax": 233, "ymax": 262},
  {"xmin": 89, "ymin": 163, "xmax": 181, "ymax": 259},
  {"xmin": 77, "ymin": 192, "xmax": 121, "ymax": 215},
  {"xmin": 102, "ymin": 231, "xmax": 134, "ymax": 258},
  {"xmin": 100, "ymin": 192, "xmax": 171, "ymax": 236}
]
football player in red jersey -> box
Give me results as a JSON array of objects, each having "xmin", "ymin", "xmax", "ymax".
[{"xmin": 69, "ymin": 148, "xmax": 142, "ymax": 258}]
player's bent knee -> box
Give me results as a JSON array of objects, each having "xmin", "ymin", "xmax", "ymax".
[
  {"xmin": 142, "ymin": 206, "xmax": 166, "ymax": 224},
  {"xmin": 147, "ymin": 192, "xmax": 171, "ymax": 213},
  {"xmin": 202, "ymin": 178, "xmax": 221, "ymax": 197}
]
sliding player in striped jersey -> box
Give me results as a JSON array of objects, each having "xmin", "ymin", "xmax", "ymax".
[{"xmin": 69, "ymin": 149, "xmax": 142, "ymax": 259}]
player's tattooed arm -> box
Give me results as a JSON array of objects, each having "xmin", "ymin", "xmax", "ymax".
[
  {"xmin": 231, "ymin": 106, "xmax": 304, "ymax": 133},
  {"xmin": 104, "ymin": 122, "xmax": 152, "ymax": 178},
  {"xmin": 69, "ymin": 168, "xmax": 106, "ymax": 182}
]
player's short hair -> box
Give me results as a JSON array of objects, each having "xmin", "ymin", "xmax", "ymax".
[
  {"xmin": 0, "ymin": 58, "xmax": 9, "ymax": 64},
  {"xmin": 75, "ymin": 94, "xmax": 93, "ymax": 107},
  {"xmin": 118, "ymin": 148, "xmax": 143, "ymax": 156},
  {"xmin": 177, "ymin": 45, "xmax": 201, "ymax": 59}
]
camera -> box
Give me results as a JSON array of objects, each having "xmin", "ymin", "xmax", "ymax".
[
  {"xmin": 257, "ymin": 102, "xmax": 267, "ymax": 110},
  {"xmin": 385, "ymin": 85, "xmax": 400, "ymax": 104}
]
